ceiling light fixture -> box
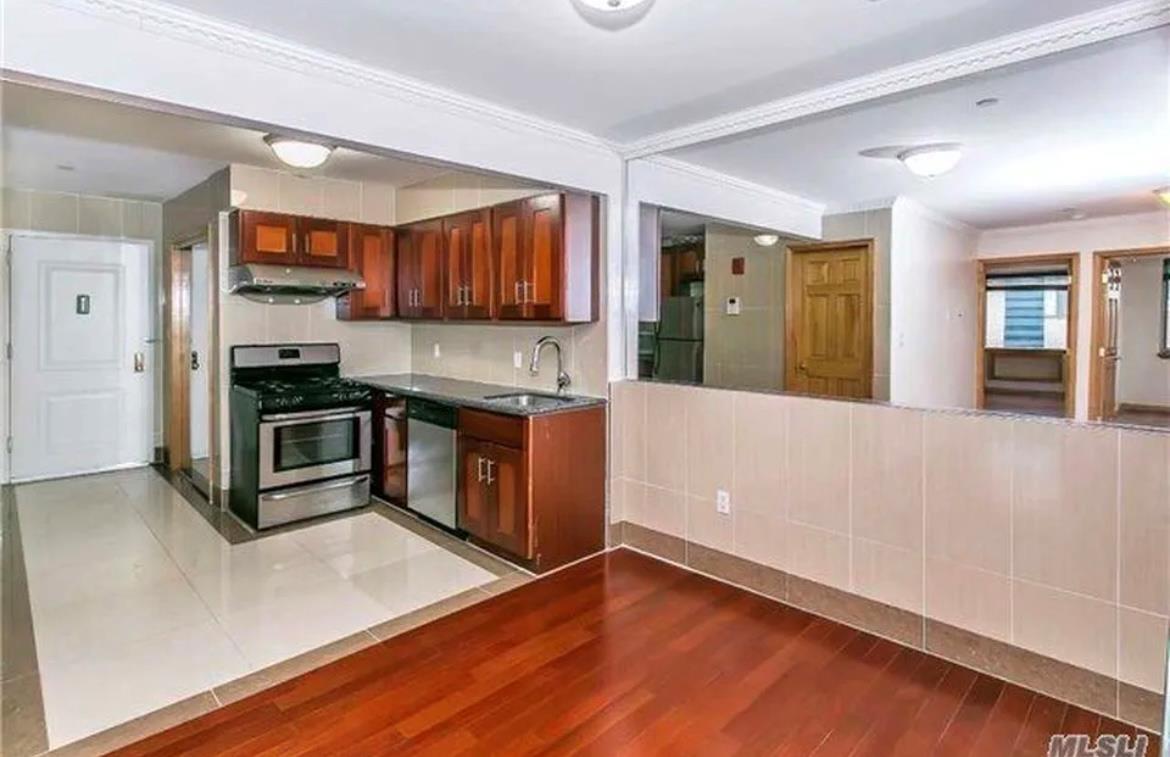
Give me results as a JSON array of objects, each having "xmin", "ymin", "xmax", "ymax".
[
  {"xmin": 1155, "ymin": 187, "xmax": 1170, "ymax": 207},
  {"xmin": 753, "ymin": 234, "xmax": 780, "ymax": 247},
  {"xmin": 898, "ymin": 144, "xmax": 963, "ymax": 178},
  {"xmin": 571, "ymin": 0, "xmax": 653, "ymax": 28},
  {"xmin": 263, "ymin": 135, "xmax": 334, "ymax": 169}
]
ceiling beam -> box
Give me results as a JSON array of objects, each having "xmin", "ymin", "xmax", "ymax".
[{"xmin": 621, "ymin": 0, "xmax": 1170, "ymax": 159}]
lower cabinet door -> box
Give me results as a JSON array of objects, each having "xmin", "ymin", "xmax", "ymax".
[
  {"xmin": 487, "ymin": 442, "xmax": 530, "ymax": 560},
  {"xmin": 457, "ymin": 437, "xmax": 491, "ymax": 540}
]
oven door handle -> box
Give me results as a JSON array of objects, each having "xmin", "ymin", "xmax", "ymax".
[
  {"xmin": 264, "ymin": 475, "xmax": 370, "ymax": 502},
  {"xmin": 260, "ymin": 407, "xmax": 367, "ymax": 423}
]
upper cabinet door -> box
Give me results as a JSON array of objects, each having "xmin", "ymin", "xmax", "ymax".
[
  {"xmin": 297, "ymin": 217, "xmax": 349, "ymax": 268},
  {"xmin": 523, "ymin": 194, "xmax": 564, "ymax": 321},
  {"xmin": 235, "ymin": 210, "xmax": 299, "ymax": 266},
  {"xmin": 493, "ymin": 195, "xmax": 565, "ymax": 321},
  {"xmin": 445, "ymin": 210, "xmax": 493, "ymax": 320},
  {"xmin": 397, "ymin": 220, "xmax": 444, "ymax": 319},
  {"xmin": 337, "ymin": 224, "xmax": 394, "ymax": 320},
  {"xmin": 494, "ymin": 201, "xmax": 526, "ymax": 320}
]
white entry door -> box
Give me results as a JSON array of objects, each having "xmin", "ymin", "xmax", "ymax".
[{"xmin": 10, "ymin": 234, "xmax": 153, "ymax": 481}]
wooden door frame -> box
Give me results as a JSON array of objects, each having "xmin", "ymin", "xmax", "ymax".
[
  {"xmin": 784, "ymin": 238, "xmax": 875, "ymax": 398},
  {"xmin": 1088, "ymin": 245, "xmax": 1170, "ymax": 421},
  {"xmin": 163, "ymin": 232, "xmax": 218, "ymax": 498},
  {"xmin": 975, "ymin": 253, "xmax": 1079, "ymax": 418}
]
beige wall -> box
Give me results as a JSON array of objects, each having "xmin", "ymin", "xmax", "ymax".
[
  {"xmin": 1118, "ymin": 256, "xmax": 1170, "ymax": 408},
  {"xmin": 4, "ymin": 188, "xmax": 166, "ymax": 452},
  {"xmin": 611, "ymin": 379, "xmax": 1169, "ymax": 708},
  {"xmin": 823, "ymin": 207, "xmax": 892, "ymax": 400},
  {"xmin": 398, "ymin": 170, "xmax": 608, "ymax": 398},
  {"xmin": 702, "ymin": 223, "xmax": 787, "ymax": 391}
]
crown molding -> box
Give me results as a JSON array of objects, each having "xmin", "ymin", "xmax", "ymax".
[
  {"xmin": 41, "ymin": 0, "xmax": 618, "ymax": 156},
  {"xmin": 622, "ymin": 0, "xmax": 1170, "ymax": 158},
  {"xmin": 891, "ymin": 197, "xmax": 978, "ymax": 237},
  {"xmin": 635, "ymin": 155, "xmax": 827, "ymax": 216}
]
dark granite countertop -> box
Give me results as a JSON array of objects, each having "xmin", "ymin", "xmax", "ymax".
[{"xmin": 352, "ymin": 373, "xmax": 607, "ymax": 417}]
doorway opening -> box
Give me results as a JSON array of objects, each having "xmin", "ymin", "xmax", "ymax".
[
  {"xmin": 1089, "ymin": 246, "xmax": 1170, "ymax": 428},
  {"xmin": 976, "ymin": 254, "xmax": 1079, "ymax": 418},
  {"xmin": 785, "ymin": 240, "xmax": 875, "ymax": 400},
  {"xmin": 164, "ymin": 237, "xmax": 215, "ymax": 496},
  {"xmin": 7, "ymin": 233, "xmax": 155, "ymax": 481}
]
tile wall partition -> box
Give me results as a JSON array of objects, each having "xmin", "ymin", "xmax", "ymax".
[{"xmin": 609, "ymin": 379, "xmax": 1170, "ymax": 729}]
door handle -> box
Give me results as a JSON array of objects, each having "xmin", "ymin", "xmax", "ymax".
[
  {"xmin": 191, "ymin": 350, "xmax": 200, "ymax": 371},
  {"xmin": 134, "ymin": 352, "xmax": 145, "ymax": 373},
  {"xmin": 485, "ymin": 458, "xmax": 496, "ymax": 486},
  {"xmin": 798, "ymin": 362, "xmax": 808, "ymax": 373}
]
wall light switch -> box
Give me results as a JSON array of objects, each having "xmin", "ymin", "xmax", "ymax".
[
  {"xmin": 716, "ymin": 489, "xmax": 731, "ymax": 515},
  {"xmin": 513, "ymin": 351, "xmax": 524, "ymax": 369},
  {"xmin": 433, "ymin": 343, "xmax": 441, "ymax": 359}
]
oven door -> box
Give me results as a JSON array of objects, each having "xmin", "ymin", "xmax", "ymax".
[{"xmin": 258, "ymin": 407, "xmax": 371, "ymax": 490}]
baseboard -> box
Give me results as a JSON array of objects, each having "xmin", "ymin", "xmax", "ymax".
[
  {"xmin": 613, "ymin": 520, "xmax": 1163, "ymax": 733},
  {"xmin": 1118, "ymin": 403, "xmax": 1170, "ymax": 416}
]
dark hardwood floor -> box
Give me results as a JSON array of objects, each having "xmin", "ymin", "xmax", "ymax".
[{"xmin": 112, "ymin": 550, "xmax": 1155, "ymax": 756}]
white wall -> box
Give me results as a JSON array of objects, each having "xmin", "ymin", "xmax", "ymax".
[
  {"xmin": 1118, "ymin": 256, "xmax": 1170, "ymax": 408},
  {"xmin": 890, "ymin": 199, "xmax": 979, "ymax": 410},
  {"xmin": 2, "ymin": 0, "xmax": 626, "ymax": 383},
  {"xmin": 977, "ymin": 211, "xmax": 1170, "ymax": 420}
]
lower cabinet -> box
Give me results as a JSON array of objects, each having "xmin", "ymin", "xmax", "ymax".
[
  {"xmin": 456, "ymin": 406, "xmax": 605, "ymax": 573},
  {"xmin": 458, "ymin": 437, "xmax": 530, "ymax": 559}
]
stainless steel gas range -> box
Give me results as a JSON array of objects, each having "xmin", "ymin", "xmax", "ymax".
[{"xmin": 229, "ymin": 343, "xmax": 372, "ymax": 529}]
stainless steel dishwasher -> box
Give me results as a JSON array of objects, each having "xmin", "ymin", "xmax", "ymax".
[{"xmin": 406, "ymin": 398, "xmax": 458, "ymax": 529}]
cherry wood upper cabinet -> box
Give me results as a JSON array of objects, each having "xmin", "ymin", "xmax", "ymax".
[
  {"xmin": 493, "ymin": 192, "xmax": 597, "ymax": 323},
  {"xmin": 297, "ymin": 217, "xmax": 349, "ymax": 269},
  {"xmin": 397, "ymin": 220, "xmax": 444, "ymax": 319},
  {"xmin": 234, "ymin": 210, "xmax": 299, "ymax": 266},
  {"xmin": 232, "ymin": 210, "xmax": 348, "ymax": 269},
  {"xmin": 336, "ymin": 224, "xmax": 395, "ymax": 320},
  {"xmin": 444, "ymin": 209, "xmax": 493, "ymax": 320}
]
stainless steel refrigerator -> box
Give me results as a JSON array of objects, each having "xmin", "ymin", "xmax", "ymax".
[{"xmin": 646, "ymin": 285, "xmax": 704, "ymax": 382}]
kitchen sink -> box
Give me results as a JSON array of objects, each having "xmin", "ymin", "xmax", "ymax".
[{"xmin": 484, "ymin": 392, "xmax": 576, "ymax": 411}]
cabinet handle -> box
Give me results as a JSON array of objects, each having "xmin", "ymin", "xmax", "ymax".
[
  {"xmin": 514, "ymin": 280, "xmax": 523, "ymax": 304},
  {"xmin": 525, "ymin": 281, "xmax": 534, "ymax": 303},
  {"xmin": 476, "ymin": 455, "xmax": 485, "ymax": 482},
  {"xmin": 485, "ymin": 458, "xmax": 496, "ymax": 486}
]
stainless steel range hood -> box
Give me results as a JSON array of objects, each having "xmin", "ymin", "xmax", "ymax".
[{"xmin": 228, "ymin": 264, "xmax": 364, "ymax": 304}]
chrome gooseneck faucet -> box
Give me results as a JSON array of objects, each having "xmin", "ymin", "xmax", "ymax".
[{"xmin": 530, "ymin": 336, "xmax": 571, "ymax": 395}]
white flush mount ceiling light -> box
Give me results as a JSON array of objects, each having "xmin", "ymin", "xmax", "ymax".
[
  {"xmin": 753, "ymin": 234, "xmax": 780, "ymax": 247},
  {"xmin": 571, "ymin": 0, "xmax": 654, "ymax": 29},
  {"xmin": 1155, "ymin": 187, "xmax": 1170, "ymax": 207},
  {"xmin": 898, "ymin": 144, "xmax": 963, "ymax": 178},
  {"xmin": 264, "ymin": 135, "xmax": 334, "ymax": 169}
]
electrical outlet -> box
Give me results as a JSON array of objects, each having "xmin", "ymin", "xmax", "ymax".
[
  {"xmin": 716, "ymin": 489, "xmax": 731, "ymax": 515},
  {"xmin": 433, "ymin": 343, "xmax": 441, "ymax": 359},
  {"xmin": 513, "ymin": 351, "xmax": 523, "ymax": 369}
]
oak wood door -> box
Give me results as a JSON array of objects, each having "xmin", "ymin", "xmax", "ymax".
[
  {"xmin": 486, "ymin": 442, "xmax": 530, "ymax": 559},
  {"xmin": 337, "ymin": 225, "xmax": 394, "ymax": 320},
  {"xmin": 458, "ymin": 437, "xmax": 492, "ymax": 541},
  {"xmin": 236, "ymin": 210, "xmax": 299, "ymax": 266},
  {"xmin": 786, "ymin": 241, "xmax": 873, "ymax": 399},
  {"xmin": 443, "ymin": 210, "xmax": 493, "ymax": 320},
  {"xmin": 1101, "ymin": 260, "xmax": 1122, "ymax": 419},
  {"xmin": 297, "ymin": 217, "xmax": 349, "ymax": 268},
  {"xmin": 397, "ymin": 221, "xmax": 444, "ymax": 319}
]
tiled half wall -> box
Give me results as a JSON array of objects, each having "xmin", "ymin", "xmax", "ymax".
[{"xmin": 608, "ymin": 379, "xmax": 1169, "ymax": 730}]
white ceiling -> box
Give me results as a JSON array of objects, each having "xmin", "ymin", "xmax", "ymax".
[
  {"xmin": 669, "ymin": 29, "xmax": 1170, "ymax": 229},
  {"xmin": 154, "ymin": 0, "xmax": 1122, "ymax": 143},
  {"xmin": 1, "ymin": 84, "xmax": 451, "ymax": 202}
]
